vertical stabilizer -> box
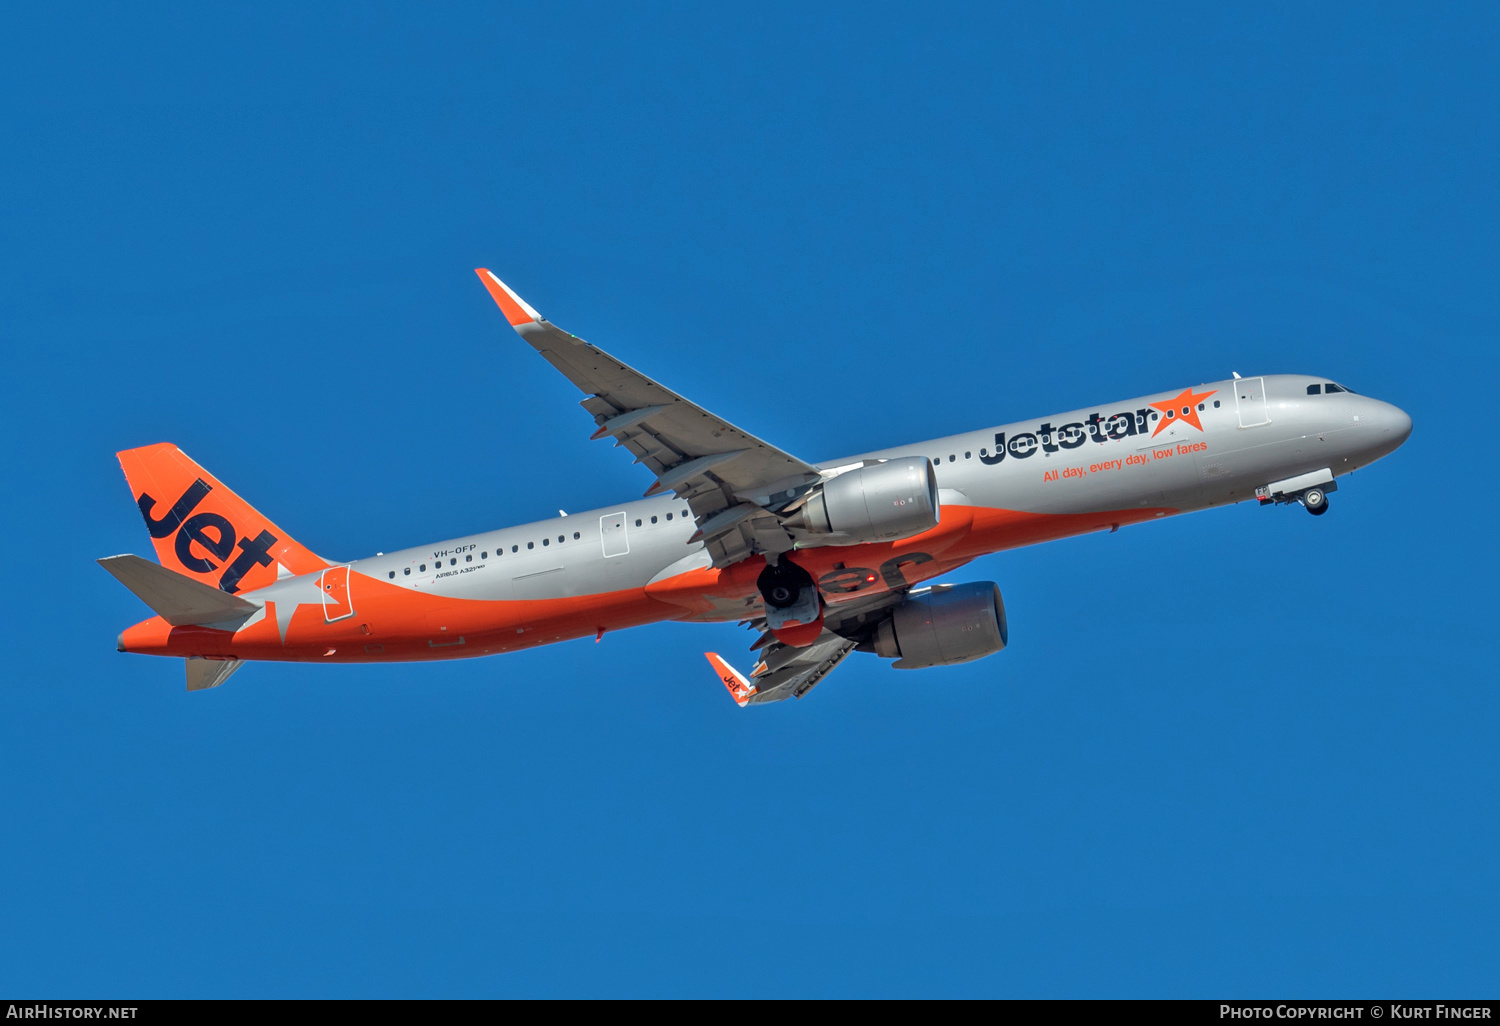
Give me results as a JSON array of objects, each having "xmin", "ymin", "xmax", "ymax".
[{"xmin": 117, "ymin": 444, "xmax": 328, "ymax": 594}]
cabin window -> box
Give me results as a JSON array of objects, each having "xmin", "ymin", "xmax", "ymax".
[
  {"xmin": 388, "ymin": 571, "xmax": 395, "ymax": 579},
  {"xmin": 980, "ymin": 448, "xmax": 988, "ymax": 456},
  {"xmin": 511, "ymin": 545, "xmax": 518, "ymax": 553},
  {"xmin": 1213, "ymin": 400, "xmax": 1221, "ymax": 408},
  {"xmin": 681, "ymin": 510, "xmax": 689, "ymax": 518},
  {"xmin": 949, "ymin": 455, "xmax": 956, "ymax": 462},
  {"xmin": 573, "ymin": 532, "xmax": 581, "ymax": 540},
  {"xmin": 542, "ymin": 538, "xmax": 549, "ymax": 546},
  {"xmin": 465, "ymin": 555, "xmax": 472, "ymax": 562},
  {"xmin": 651, "ymin": 516, "xmax": 658, "ymax": 524},
  {"xmin": 1166, "ymin": 410, "xmax": 1175, "ymax": 419},
  {"xmin": 419, "ymin": 564, "xmax": 426, "ymax": 572},
  {"xmin": 965, "ymin": 451, "xmax": 971, "ymax": 459},
  {"xmin": 665, "ymin": 512, "xmax": 673, "ymax": 520},
  {"xmin": 403, "ymin": 567, "xmax": 411, "ymax": 576},
  {"xmin": 527, "ymin": 542, "xmax": 534, "ymax": 550},
  {"xmin": 635, "ymin": 519, "xmax": 642, "ymax": 527},
  {"xmin": 1307, "ymin": 384, "xmax": 1322, "ymax": 395},
  {"xmin": 450, "ymin": 558, "xmax": 457, "ymax": 566},
  {"xmin": 1197, "ymin": 403, "xmax": 1204, "ymax": 411}
]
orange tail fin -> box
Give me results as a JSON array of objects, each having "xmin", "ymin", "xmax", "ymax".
[{"xmin": 117, "ymin": 443, "xmax": 329, "ymax": 594}]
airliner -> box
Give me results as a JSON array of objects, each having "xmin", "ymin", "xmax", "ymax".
[{"xmin": 100, "ymin": 270, "xmax": 1413, "ymax": 704}]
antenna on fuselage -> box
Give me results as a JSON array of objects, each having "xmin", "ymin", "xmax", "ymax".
[{"xmin": 1232, "ymin": 372, "xmax": 1242, "ymax": 379}]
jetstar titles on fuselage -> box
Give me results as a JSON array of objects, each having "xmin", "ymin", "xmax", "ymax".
[{"xmin": 979, "ymin": 386, "xmax": 1219, "ymax": 465}]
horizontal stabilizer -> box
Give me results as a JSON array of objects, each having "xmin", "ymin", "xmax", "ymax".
[
  {"xmin": 186, "ymin": 657, "xmax": 242, "ymax": 691},
  {"xmin": 98, "ymin": 554, "xmax": 260, "ymax": 628}
]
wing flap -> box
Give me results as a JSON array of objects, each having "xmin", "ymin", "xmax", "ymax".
[{"xmin": 747, "ymin": 631, "xmax": 856, "ymax": 703}]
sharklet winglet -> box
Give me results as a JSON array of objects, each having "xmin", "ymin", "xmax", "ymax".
[
  {"xmin": 475, "ymin": 269, "xmax": 542, "ymax": 327},
  {"xmin": 705, "ymin": 652, "xmax": 756, "ymax": 708}
]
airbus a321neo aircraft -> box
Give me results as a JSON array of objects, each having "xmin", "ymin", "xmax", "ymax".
[{"xmin": 100, "ymin": 270, "xmax": 1413, "ymax": 704}]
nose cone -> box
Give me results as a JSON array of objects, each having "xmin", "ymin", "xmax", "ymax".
[
  {"xmin": 1357, "ymin": 398, "xmax": 1412, "ymax": 464},
  {"xmin": 1373, "ymin": 399, "xmax": 1413, "ymax": 447},
  {"xmin": 1386, "ymin": 403, "xmax": 1413, "ymax": 447}
]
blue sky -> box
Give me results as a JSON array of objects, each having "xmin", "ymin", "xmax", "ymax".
[{"xmin": 2, "ymin": 2, "xmax": 1497, "ymax": 997}]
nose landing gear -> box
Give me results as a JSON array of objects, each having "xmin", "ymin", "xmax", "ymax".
[
  {"xmin": 1256, "ymin": 472, "xmax": 1336, "ymax": 516},
  {"xmin": 1302, "ymin": 487, "xmax": 1329, "ymax": 516}
]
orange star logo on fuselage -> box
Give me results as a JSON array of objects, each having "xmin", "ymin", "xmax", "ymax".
[{"xmin": 1149, "ymin": 387, "xmax": 1218, "ymax": 438}]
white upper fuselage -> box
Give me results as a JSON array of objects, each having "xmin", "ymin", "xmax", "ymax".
[{"xmin": 250, "ymin": 373, "xmax": 1411, "ymax": 621}]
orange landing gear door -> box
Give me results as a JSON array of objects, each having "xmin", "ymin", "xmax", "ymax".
[{"xmin": 321, "ymin": 565, "xmax": 354, "ymax": 623}]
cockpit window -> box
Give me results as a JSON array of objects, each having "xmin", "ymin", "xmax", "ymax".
[
  {"xmin": 1324, "ymin": 383, "xmax": 1344, "ymax": 393},
  {"xmin": 1307, "ymin": 384, "xmax": 1322, "ymax": 395}
]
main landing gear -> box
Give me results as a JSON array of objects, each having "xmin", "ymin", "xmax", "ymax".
[
  {"xmin": 757, "ymin": 558, "xmax": 822, "ymax": 636},
  {"xmin": 759, "ymin": 560, "xmax": 810, "ymax": 609}
]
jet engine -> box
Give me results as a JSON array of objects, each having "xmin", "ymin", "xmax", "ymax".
[
  {"xmin": 868, "ymin": 582, "xmax": 1008, "ymax": 669},
  {"xmin": 790, "ymin": 456, "xmax": 939, "ymax": 545}
]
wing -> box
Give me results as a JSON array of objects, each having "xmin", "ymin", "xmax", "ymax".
[
  {"xmin": 707, "ymin": 630, "xmax": 856, "ymax": 705},
  {"xmin": 703, "ymin": 587, "xmax": 913, "ymax": 706},
  {"xmin": 476, "ymin": 270, "xmax": 822, "ymax": 567}
]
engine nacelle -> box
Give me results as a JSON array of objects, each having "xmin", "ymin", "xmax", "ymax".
[
  {"xmin": 871, "ymin": 582, "xmax": 1008, "ymax": 670},
  {"xmin": 792, "ymin": 456, "xmax": 939, "ymax": 545}
]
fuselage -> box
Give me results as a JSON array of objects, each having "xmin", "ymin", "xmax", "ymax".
[{"xmin": 119, "ymin": 374, "xmax": 1412, "ymax": 663}]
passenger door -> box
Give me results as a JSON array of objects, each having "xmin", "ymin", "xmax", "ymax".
[
  {"xmin": 600, "ymin": 511, "xmax": 629, "ymax": 557},
  {"xmin": 321, "ymin": 565, "xmax": 354, "ymax": 623},
  {"xmin": 1234, "ymin": 376, "xmax": 1269, "ymax": 428}
]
